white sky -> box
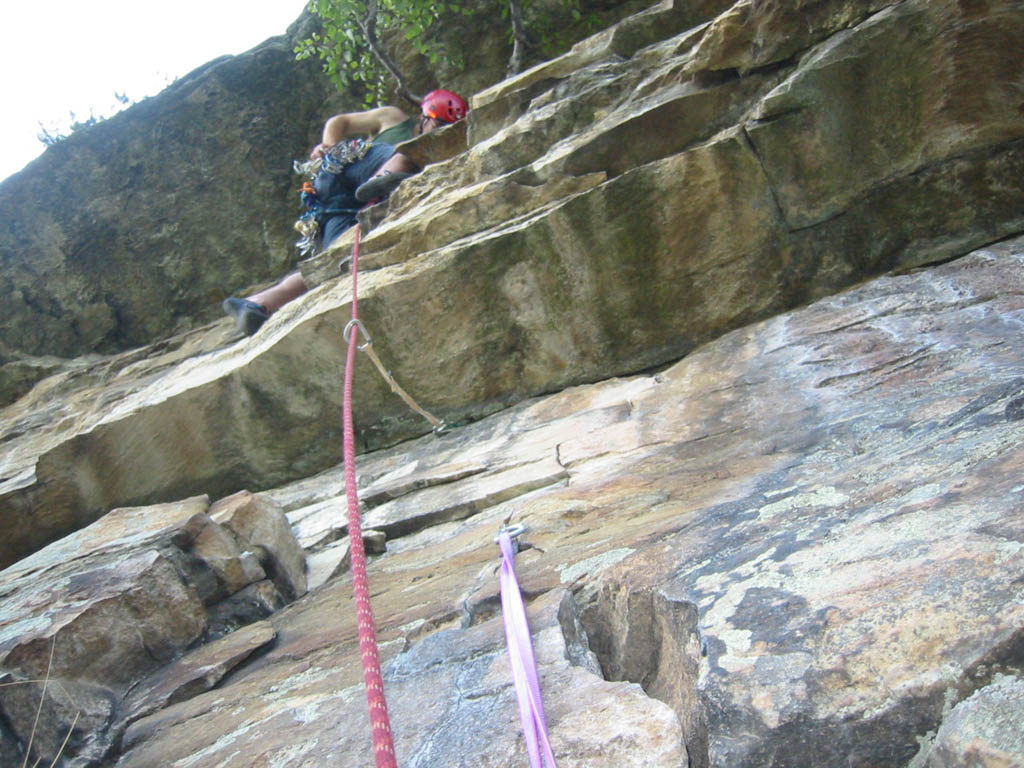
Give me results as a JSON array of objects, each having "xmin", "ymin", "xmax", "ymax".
[{"xmin": 0, "ymin": 0, "xmax": 309, "ymax": 183}]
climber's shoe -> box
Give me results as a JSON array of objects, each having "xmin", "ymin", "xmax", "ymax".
[
  {"xmin": 355, "ymin": 171, "xmax": 415, "ymax": 203},
  {"xmin": 222, "ymin": 298, "xmax": 269, "ymax": 336}
]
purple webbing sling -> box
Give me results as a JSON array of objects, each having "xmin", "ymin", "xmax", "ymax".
[{"xmin": 497, "ymin": 529, "xmax": 558, "ymax": 768}]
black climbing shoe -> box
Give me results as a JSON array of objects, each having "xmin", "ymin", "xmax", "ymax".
[
  {"xmin": 222, "ymin": 298, "xmax": 270, "ymax": 336},
  {"xmin": 355, "ymin": 171, "xmax": 415, "ymax": 203}
]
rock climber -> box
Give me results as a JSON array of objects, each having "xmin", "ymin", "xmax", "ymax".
[{"xmin": 222, "ymin": 89, "xmax": 468, "ymax": 336}]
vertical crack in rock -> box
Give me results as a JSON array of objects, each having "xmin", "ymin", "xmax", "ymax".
[
  {"xmin": 393, "ymin": 588, "xmax": 688, "ymax": 767},
  {"xmin": 578, "ymin": 581, "xmax": 708, "ymax": 768},
  {"xmin": 739, "ymin": 125, "xmax": 792, "ymax": 233}
]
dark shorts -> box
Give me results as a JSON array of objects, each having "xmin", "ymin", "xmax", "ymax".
[{"xmin": 316, "ymin": 142, "xmax": 396, "ymax": 248}]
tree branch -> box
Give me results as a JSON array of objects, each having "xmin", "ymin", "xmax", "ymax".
[
  {"xmin": 506, "ymin": 0, "xmax": 530, "ymax": 75},
  {"xmin": 358, "ymin": 0, "xmax": 423, "ymax": 107}
]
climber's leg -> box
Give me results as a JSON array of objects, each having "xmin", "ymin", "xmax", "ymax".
[
  {"xmin": 373, "ymin": 152, "xmax": 418, "ymax": 176},
  {"xmin": 248, "ymin": 272, "xmax": 308, "ymax": 313},
  {"xmin": 223, "ymin": 272, "xmax": 308, "ymax": 336}
]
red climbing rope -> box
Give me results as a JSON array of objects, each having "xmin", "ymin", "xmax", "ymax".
[{"xmin": 342, "ymin": 223, "xmax": 399, "ymax": 768}]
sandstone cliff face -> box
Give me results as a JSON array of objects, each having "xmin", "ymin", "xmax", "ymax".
[
  {"xmin": 0, "ymin": 34, "xmax": 328, "ymax": 363},
  {"xmin": 1, "ymin": 0, "xmax": 1023, "ymax": 766},
  {"xmin": 0, "ymin": 3, "xmax": 638, "ymax": 396}
]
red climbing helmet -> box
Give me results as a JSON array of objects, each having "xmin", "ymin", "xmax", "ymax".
[{"xmin": 421, "ymin": 89, "xmax": 468, "ymax": 124}]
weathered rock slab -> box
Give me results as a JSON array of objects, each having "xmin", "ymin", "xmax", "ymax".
[
  {"xmin": 2, "ymin": 2, "xmax": 1024, "ymax": 764},
  {"xmin": 3, "ymin": 0, "xmax": 1024, "ymax": 574},
  {"xmin": 0, "ymin": 493, "xmax": 305, "ymax": 765},
  {"xmin": 210, "ymin": 491, "xmax": 308, "ymax": 600},
  {"xmin": 90, "ymin": 235, "xmax": 1024, "ymax": 767},
  {"xmin": 120, "ymin": 620, "xmax": 278, "ymax": 731},
  {"xmin": 924, "ymin": 675, "xmax": 1024, "ymax": 768},
  {"xmin": 747, "ymin": 0, "xmax": 1024, "ymax": 230},
  {"xmin": 305, "ymin": 538, "xmax": 353, "ymax": 590},
  {"xmin": 116, "ymin": 590, "xmax": 688, "ymax": 767}
]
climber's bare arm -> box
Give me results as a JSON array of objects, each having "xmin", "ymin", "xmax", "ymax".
[{"xmin": 310, "ymin": 106, "xmax": 409, "ymax": 160}]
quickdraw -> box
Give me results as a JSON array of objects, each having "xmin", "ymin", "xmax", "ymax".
[{"xmin": 343, "ymin": 319, "xmax": 446, "ymax": 432}]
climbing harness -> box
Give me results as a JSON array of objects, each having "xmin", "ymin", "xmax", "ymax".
[
  {"xmin": 292, "ymin": 139, "xmax": 372, "ymax": 256},
  {"xmin": 496, "ymin": 524, "xmax": 559, "ymax": 768},
  {"xmin": 342, "ymin": 223, "xmax": 398, "ymax": 768}
]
